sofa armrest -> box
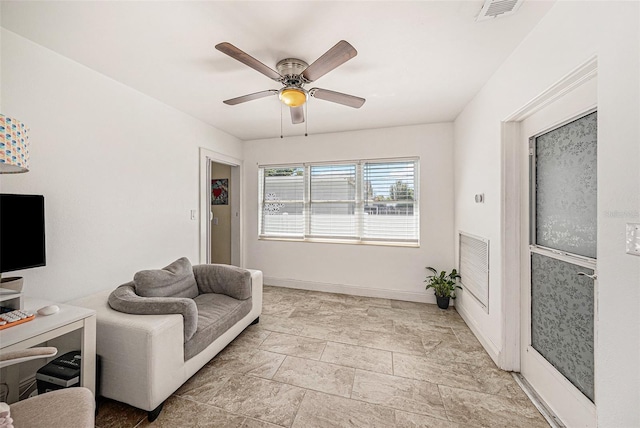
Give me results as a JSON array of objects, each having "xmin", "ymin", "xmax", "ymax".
[
  {"xmin": 108, "ymin": 283, "xmax": 198, "ymax": 341},
  {"xmin": 71, "ymin": 290, "xmax": 186, "ymax": 411},
  {"xmin": 192, "ymin": 264, "xmax": 252, "ymax": 300}
]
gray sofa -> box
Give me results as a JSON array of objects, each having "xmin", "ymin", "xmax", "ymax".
[{"xmin": 72, "ymin": 258, "xmax": 263, "ymax": 421}]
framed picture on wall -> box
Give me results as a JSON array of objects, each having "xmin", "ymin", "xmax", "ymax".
[{"xmin": 211, "ymin": 178, "xmax": 228, "ymax": 205}]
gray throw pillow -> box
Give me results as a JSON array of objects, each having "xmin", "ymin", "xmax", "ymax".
[
  {"xmin": 134, "ymin": 257, "xmax": 199, "ymax": 299},
  {"xmin": 108, "ymin": 282, "xmax": 198, "ymax": 342}
]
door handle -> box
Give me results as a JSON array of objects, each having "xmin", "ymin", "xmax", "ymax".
[{"xmin": 577, "ymin": 272, "xmax": 597, "ymax": 280}]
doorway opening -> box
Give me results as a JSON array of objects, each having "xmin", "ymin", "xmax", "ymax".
[
  {"xmin": 199, "ymin": 148, "xmax": 242, "ymax": 267},
  {"xmin": 520, "ymin": 105, "xmax": 597, "ymax": 428},
  {"xmin": 210, "ymin": 161, "xmax": 233, "ymax": 264},
  {"xmin": 500, "ymin": 57, "xmax": 597, "ymax": 428}
]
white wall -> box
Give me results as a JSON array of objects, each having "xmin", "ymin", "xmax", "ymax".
[
  {"xmin": 243, "ymin": 123, "xmax": 454, "ymax": 303},
  {"xmin": 453, "ymin": 2, "xmax": 639, "ymax": 427},
  {"xmin": 0, "ymin": 30, "xmax": 242, "ymax": 302}
]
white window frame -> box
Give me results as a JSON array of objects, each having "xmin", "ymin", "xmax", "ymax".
[{"xmin": 258, "ymin": 157, "xmax": 420, "ymax": 247}]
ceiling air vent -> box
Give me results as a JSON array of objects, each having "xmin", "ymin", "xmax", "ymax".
[{"xmin": 476, "ymin": 0, "xmax": 524, "ymax": 22}]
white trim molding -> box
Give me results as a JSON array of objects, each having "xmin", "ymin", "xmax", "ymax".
[
  {"xmin": 263, "ymin": 277, "xmax": 444, "ymax": 305},
  {"xmin": 499, "ymin": 56, "xmax": 598, "ymax": 371},
  {"xmin": 455, "ymin": 302, "xmax": 501, "ymax": 365}
]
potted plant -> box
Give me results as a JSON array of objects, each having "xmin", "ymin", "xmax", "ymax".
[{"xmin": 424, "ymin": 267, "xmax": 462, "ymax": 309}]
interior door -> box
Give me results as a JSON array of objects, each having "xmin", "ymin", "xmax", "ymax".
[{"xmin": 520, "ymin": 79, "xmax": 597, "ymax": 427}]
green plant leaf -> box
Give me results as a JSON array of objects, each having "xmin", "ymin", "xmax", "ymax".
[{"xmin": 424, "ymin": 266, "xmax": 462, "ymax": 299}]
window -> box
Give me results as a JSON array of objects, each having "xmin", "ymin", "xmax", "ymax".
[
  {"xmin": 259, "ymin": 166, "xmax": 305, "ymax": 237},
  {"xmin": 363, "ymin": 160, "xmax": 418, "ymax": 241},
  {"xmin": 309, "ymin": 164, "xmax": 357, "ymax": 238},
  {"xmin": 259, "ymin": 158, "xmax": 419, "ymax": 245}
]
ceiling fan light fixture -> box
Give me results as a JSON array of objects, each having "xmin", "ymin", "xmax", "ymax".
[{"xmin": 279, "ymin": 88, "xmax": 307, "ymax": 107}]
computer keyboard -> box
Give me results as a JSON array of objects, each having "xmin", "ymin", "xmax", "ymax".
[{"xmin": 0, "ymin": 309, "xmax": 35, "ymax": 330}]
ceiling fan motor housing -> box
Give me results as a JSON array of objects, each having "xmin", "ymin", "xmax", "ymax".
[
  {"xmin": 276, "ymin": 58, "xmax": 309, "ymax": 86},
  {"xmin": 276, "ymin": 58, "xmax": 309, "ymax": 106}
]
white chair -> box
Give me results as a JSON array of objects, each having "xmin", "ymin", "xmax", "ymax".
[{"xmin": 0, "ymin": 347, "xmax": 95, "ymax": 428}]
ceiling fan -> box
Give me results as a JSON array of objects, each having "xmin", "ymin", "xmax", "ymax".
[{"xmin": 215, "ymin": 40, "xmax": 366, "ymax": 125}]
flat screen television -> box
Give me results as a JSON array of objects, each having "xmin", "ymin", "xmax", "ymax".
[{"xmin": 0, "ymin": 194, "xmax": 46, "ymax": 273}]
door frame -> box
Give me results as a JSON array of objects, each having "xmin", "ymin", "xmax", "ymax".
[
  {"xmin": 499, "ymin": 55, "xmax": 598, "ymax": 371},
  {"xmin": 199, "ymin": 147, "xmax": 243, "ymax": 267}
]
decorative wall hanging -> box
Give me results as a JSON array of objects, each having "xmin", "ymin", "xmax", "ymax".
[
  {"xmin": 0, "ymin": 114, "xmax": 30, "ymax": 173},
  {"xmin": 211, "ymin": 178, "xmax": 228, "ymax": 205}
]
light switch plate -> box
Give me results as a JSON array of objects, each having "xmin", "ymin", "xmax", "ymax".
[{"xmin": 626, "ymin": 223, "xmax": 640, "ymax": 256}]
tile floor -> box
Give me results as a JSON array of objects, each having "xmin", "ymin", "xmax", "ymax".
[{"xmin": 95, "ymin": 286, "xmax": 549, "ymax": 428}]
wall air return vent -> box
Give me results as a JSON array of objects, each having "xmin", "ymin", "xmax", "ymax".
[
  {"xmin": 459, "ymin": 232, "xmax": 490, "ymax": 312},
  {"xmin": 476, "ymin": 0, "xmax": 524, "ymax": 22}
]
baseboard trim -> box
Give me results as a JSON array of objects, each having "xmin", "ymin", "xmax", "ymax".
[
  {"xmin": 263, "ymin": 276, "xmax": 443, "ymax": 305},
  {"xmin": 454, "ymin": 302, "xmax": 501, "ymax": 366}
]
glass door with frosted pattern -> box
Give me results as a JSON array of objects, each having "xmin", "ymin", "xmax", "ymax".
[{"xmin": 525, "ymin": 110, "xmax": 597, "ymax": 420}]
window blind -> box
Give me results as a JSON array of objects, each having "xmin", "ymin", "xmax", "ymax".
[
  {"xmin": 259, "ymin": 166, "xmax": 304, "ymax": 237},
  {"xmin": 309, "ymin": 164, "xmax": 357, "ymax": 238},
  {"xmin": 363, "ymin": 160, "xmax": 419, "ymax": 242},
  {"xmin": 258, "ymin": 158, "xmax": 419, "ymax": 244}
]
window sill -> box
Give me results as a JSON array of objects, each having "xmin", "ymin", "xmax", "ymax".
[{"xmin": 258, "ymin": 236, "xmax": 420, "ymax": 248}]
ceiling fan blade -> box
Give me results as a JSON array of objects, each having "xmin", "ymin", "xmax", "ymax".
[
  {"xmin": 302, "ymin": 40, "xmax": 357, "ymax": 82},
  {"xmin": 215, "ymin": 42, "xmax": 282, "ymax": 81},
  {"xmin": 290, "ymin": 106, "xmax": 305, "ymax": 124},
  {"xmin": 223, "ymin": 90, "xmax": 278, "ymax": 105},
  {"xmin": 309, "ymin": 88, "xmax": 365, "ymax": 108}
]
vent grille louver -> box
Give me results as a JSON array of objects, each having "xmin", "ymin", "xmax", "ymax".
[
  {"xmin": 459, "ymin": 232, "xmax": 490, "ymax": 312},
  {"xmin": 476, "ymin": 0, "xmax": 524, "ymax": 22}
]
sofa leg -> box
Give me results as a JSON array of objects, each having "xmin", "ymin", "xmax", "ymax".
[
  {"xmin": 148, "ymin": 402, "xmax": 164, "ymax": 422},
  {"xmin": 250, "ymin": 317, "xmax": 260, "ymax": 325}
]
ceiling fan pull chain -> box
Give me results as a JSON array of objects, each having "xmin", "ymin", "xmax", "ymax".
[
  {"xmin": 305, "ymin": 103, "xmax": 308, "ymax": 137},
  {"xmin": 280, "ymin": 103, "xmax": 283, "ymax": 139}
]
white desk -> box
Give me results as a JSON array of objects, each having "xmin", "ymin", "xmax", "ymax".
[{"xmin": 0, "ymin": 297, "xmax": 97, "ymax": 397}]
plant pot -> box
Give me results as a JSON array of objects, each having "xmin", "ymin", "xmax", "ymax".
[{"xmin": 436, "ymin": 296, "xmax": 450, "ymax": 310}]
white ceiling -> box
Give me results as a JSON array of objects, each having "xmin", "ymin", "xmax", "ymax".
[{"xmin": 1, "ymin": 1, "xmax": 555, "ymax": 141}]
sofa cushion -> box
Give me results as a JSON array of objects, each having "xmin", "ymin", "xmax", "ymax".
[
  {"xmin": 108, "ymin": 282, "xmax": 198, "ymax": 341},
  {"xmin": 134, "ymin": 257, "xmax": 198, "ymax": 299},
  {"xmin": 192, "ymin": 264, "xmax": 252, "ymax": 300},
  {"xmin": 184, "ymin": 293, "xmax": 252, "ymax": 360}
]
